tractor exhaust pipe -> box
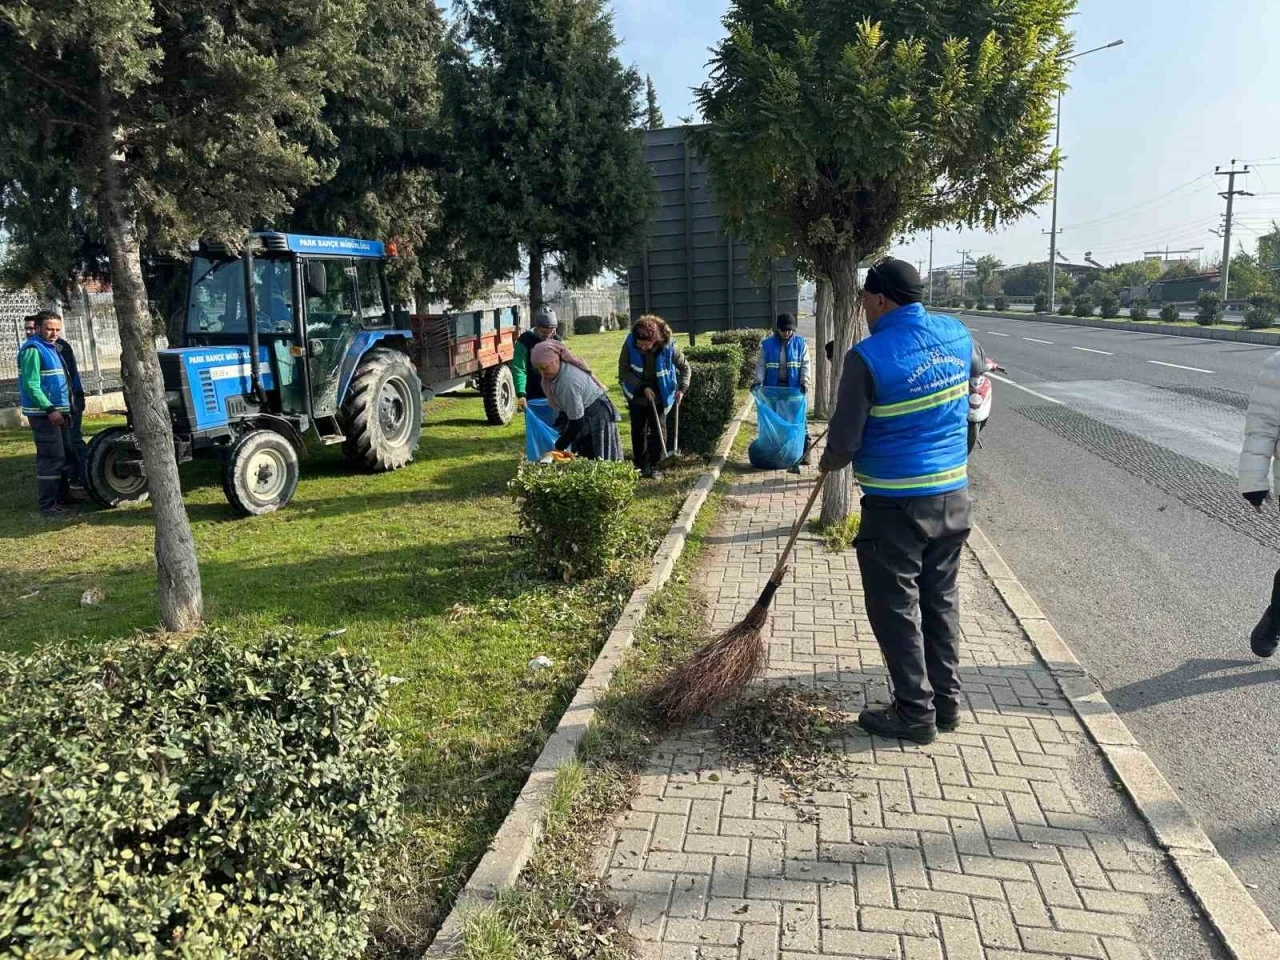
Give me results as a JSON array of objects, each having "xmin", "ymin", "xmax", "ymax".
[{"xmin": 242, "ymin": 242, "xmax": 268, "ymax": 406}]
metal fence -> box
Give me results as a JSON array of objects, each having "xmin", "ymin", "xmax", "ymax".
[{"xmin": 1, "ymin": 290, "xmax": 124, "ymax": 406}]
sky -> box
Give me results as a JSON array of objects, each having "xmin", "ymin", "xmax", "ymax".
[{"xmin": 611, "ymin": 0, "xmax": 1280, "ymax": 274}]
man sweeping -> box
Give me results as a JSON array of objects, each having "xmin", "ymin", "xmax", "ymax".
[
  {"xmin": 819, "ymin": 258, "xmax": 986, "ymax": 745},
  {"xmin": 753, "ymin": 312, "xmax": 814, "ymax": 467},
  {"xmin": 513, "ymin": 306, "xmax": 561, "ymax": 411}
]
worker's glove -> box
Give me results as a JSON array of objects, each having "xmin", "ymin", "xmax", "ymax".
[
  {"xmin": 517, "ymin": 396, "xmax": 527, "ymax": 411},
  {"xmin": 1244, "ymin": 490, "xmax": 1270, "ymax": 513},
  {"xmin": 818, "ymin": 450, "xmax": 842, "ymax": 475}
]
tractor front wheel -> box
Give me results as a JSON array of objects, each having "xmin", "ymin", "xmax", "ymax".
[
  {"xmin": 223, "ymin": 429, "xmax": 300, "ymax": 516},
  {"xmin": 340, "ymin": 348, "xmax": 423, "ymax": 471},
  {"xmin": 85, "ymin": 426, "xmax": 150, "ymax": 508},
  {"xmin": 481, "ymin": 364, "xmax": 517, "ymax": 425}
]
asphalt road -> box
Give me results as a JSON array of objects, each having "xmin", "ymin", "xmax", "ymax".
[{"xmin": 954, "ymin": 312, "xmax": 1280, "ymax": 926}]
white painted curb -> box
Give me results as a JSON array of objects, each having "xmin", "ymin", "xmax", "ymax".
[
  {"xmin": 968, "ymin": 522, "xmax": 1280, "ymax": 960},
  {"xmin": 424, "ymin": 396, "xmax": 754, "ymax": 956}
]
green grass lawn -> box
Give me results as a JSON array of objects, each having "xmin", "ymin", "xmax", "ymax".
[{"xmin": 0, "ymin": 328, "xmax": 729, "ymax": 954}]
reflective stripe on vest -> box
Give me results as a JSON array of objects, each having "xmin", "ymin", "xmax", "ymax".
[
  {"xmin": 856, "ymin": 464, "xmax": 968, "ymax": 493},
  {"xmin": 761, "ymin": 334, "xmax": 805, "ymax": 389},
  {"xmin": 869, "ymin": 382, "xmax": 968, "ymax": 419},
  {"xmin": 18, "ymin": 337, "xmax": 70, "ymax": 416}
]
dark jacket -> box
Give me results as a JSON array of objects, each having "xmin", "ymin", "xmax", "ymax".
[
  {"xmin": 56, "ymin": 338, "xmax": 86, "ymax": 411},
  {"xmin": 617, "ymin": 336, "xmax": 692, "ymax": 407}
]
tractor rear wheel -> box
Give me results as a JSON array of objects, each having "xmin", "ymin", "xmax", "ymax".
[
  {"xmin": 85, "ymin": 426, "xmax": 150, "ymax": 508},
  {"xmin": 339, "ymin": 347, "xmax": 423, "ymax": 471},
  {"xmin": 481, "ymin": 364, "xmax": 517, "ymax": 425},
  {"xmin": 223, "ymin": 429, "xmax": 299, "ymax": 516}
]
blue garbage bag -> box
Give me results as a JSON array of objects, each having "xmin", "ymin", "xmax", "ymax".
[
  {"xmin": 749, "ymin": 386, "xmax": 807, "ymax": 469},
  {"xmin": 524, "ymin": 398, "xmax": 560, "ymax": 461}
]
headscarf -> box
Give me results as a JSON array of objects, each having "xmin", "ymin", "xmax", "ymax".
[{"xmin": 530, "ymin": 339, "xmax": 607, "ymax": 411}]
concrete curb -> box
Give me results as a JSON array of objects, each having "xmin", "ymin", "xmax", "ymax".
[
  {"xmin": 0, "ymin": 392, "xmax": 125, "ymax": 429},
  {"xmin": 424, "ymin": 396, "xmax": 754, "ymax": 956},
  {"xmin": 955, "ymin": 309, "xmax": 1280, "ymax": 346},
  {"xmin": 967, "ymin": 522, "xmax": 1280, "ymax": 960}
]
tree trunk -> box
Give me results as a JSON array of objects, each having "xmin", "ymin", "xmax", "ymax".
[
  {"xmin": 814, "ymin": 277, "xmax": 833, "ymax": 419},
  {"xmin": 97, "ymin": 115, "xmax": 203, "ymax": 632},
  {"xmin": 528, "ymin": 242, "xmax": 544, "ymax": 313},
  {"xmin": 820, "ymin": 251, "xmax": 868, "ymax": 528}
]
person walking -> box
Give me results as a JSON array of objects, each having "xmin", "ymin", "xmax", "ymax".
[
  {"xmin": 1238, "ymin": 353, "xmax": 1280, "ymax": 657},
  {"xmin": 753, "ymin": 312, "xmax": 814, "ymax": 466},
  {"xmin": 19, "ymin": 311, "xmax": 77, "ymax": 518},
  {"xmin": 819, "ymin": 258, "xmax": 986, "ymax": 745},
  {"xmin": 618, "ymin": 315, "xmax": 690, "ymax": 479},
  {"xmin": 513, "ymin": 306, "xmax": 561, "ymax": 410},
  {"xmin": 531, "ymin": 340, "xmax": 623, "ymax": 461}
]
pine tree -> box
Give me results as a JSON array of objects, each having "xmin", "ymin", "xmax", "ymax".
[{"xmin": 646, "ymin": 75, "xmax": 665, "ymax": 129}]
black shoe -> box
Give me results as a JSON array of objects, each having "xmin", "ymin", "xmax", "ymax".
[
  {"xmin": 640, "ymin": 466, "xmax": 654, "ymax": 479},
  {"xmin": 651, "ymin": 468, "xmax": 664, "ymax": 481},
  {"xmin": 859, "ymin": 704, "xmax": 936, "ymax": 745},
  {"xmin": 800, "ymin": 451, "xmax": 813, "ymax": 467},
  {"xmin": 39, "ymin": 506, "xmax": 71, "ymax": 521},
  {"xmin": 787, "ymin": 464, "xmax": 802, "ymax": 475},
  {"xmin": 936, "ymin": 712, "xmax": 961, "ymax": 733},
  {"xmin": 1251, "ymin": 606, "xmax": 1279, "ymax": 658}
]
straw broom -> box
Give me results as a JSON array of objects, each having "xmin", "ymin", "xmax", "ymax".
[{"xmin": 651, "ymin": 466, "xmax": 829, "ymax": 724}]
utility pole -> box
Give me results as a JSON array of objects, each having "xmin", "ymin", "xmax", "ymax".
[
  {"xmin": 1042, "ymin": 228, "xmax": 1063, "ymax": 306},
  {"xmin": 957, "ymin": 250, "xmax": 971, "ymax": 299},
  {"xmin": 1216, "ymin": 160, "xmax": 1253, "ymax": 300},
  {"xmin": 928, "ymin": 229, "xmax": 934, "ymax": 304}
]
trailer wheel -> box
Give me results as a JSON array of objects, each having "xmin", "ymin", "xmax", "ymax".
[
  {"xmin": 481, "ymin": 364, "xmax": 517, "ymax": 425},
  {"xmin": 339, "ymin": 347, "xmax": 423, "ymax": 471},
  {"xmin": 223, "ymin": 429, "xmax": 299, "ymax": 516},
  {"xmin": 85, "ymin": 426, "xmax": 149, "ymax": 508}
]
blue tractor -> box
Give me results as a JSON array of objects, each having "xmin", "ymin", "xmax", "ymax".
[{"xmin": 85, "ymin": 233, "xmax": 424, "ymax": 515}]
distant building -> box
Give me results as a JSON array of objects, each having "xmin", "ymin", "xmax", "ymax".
[{"xmin": 1146, "ymin": 272, "xmax": 1221, "ymax": 303}]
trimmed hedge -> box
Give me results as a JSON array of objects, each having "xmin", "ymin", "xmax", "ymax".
[
  {"xmin": 1073, "ymin": 295, "xmax": 1094, "ymax": 318},
  {"xmin": 685, "ymin": 342, "xmax": 745, "ymax": 376},
  {"xmin": 682, "ymin": 356, "xmax": 738, "ymax": 457},
  {"xmin": 1099, "ymin": 294, "xmax": 1119, "ymax": 319},
  {"xmin": 1160, "ymin": 302, "xmax": 1181, "ymax": 322},
  {"xmin": 993, "ymin": 295, "xmax": 1008, "ymax": 311},
  {"xmin": 1033, "ymin": 293, "xmax": 1049, "ymax": 313},
  {"xmin": 0, "ymin": 633, "xmax": 401, "ymax": 959},
  {"xmin": 1129, "ymin": 298, "xmax": 1149, "ymax": 320},
  {"xmin": 1058, "ymin": 298, "xmax": 1074, "ymax": 316},
  {"xmin": 573, "ymin": 315, "xmax": 604, "ymax": 335},
  {"xmin": 1197, "ymin": 290, "xmax": 1223, "ymax": 326},
  {"xmin": 709, "ymin": 328, "xmax": 769, "ymax": 387},
  {"xmin": 511, "ymin": 459, "xmax": 637, "ymax": 581},
  {"xmin": 1246, "ymin": 294, "xmax": 1277, "ymax": 330}
]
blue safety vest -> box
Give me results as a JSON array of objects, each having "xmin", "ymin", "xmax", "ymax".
[
  {"xmin": 622, "ymin": 336, "xmax": 677, "ymax": 409},
  {"xmin": 18, "ymin": 336, "xmax": 70, "ymax": 416},
  {"xmin": 761, "ymin": 334, "xmax": 807, "ymax": 389},
  {"xmin": 853, "ymin": 303, "xmax": 971, "ymax": 498}
]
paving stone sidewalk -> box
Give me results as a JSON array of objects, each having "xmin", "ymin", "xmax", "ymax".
[{"xmin": 597, "ymin": 458, "xmax": 1225, "ymax": 960}]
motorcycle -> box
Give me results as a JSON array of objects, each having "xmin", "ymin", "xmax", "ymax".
[{"xmin": 968, "ymin": 357, "xmax": 1003, "ymax": 453}]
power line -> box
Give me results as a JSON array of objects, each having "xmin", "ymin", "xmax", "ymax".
[{"xmin": 1057, "ymin": 172, "xmax": 1213, "ymax": 233}]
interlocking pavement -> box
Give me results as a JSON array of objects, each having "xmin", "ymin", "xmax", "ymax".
[{"xmin": 596, "ymin": 458, "xmax": 1225, "ymax": 959}]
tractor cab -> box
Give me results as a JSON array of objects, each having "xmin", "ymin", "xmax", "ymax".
[{"xmin": 85, "ymin": 233, "xmax": 424, "ymax": 516}]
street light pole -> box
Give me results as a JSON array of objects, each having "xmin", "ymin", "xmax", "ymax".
[{"xmin": 1046, "ymin": 39, "xmax": 1124, "ymax": 313}]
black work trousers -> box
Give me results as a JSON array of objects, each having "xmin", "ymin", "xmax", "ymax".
[
  {"xmin": 628, "ymin": 397, "xmax": 667, "ymax": 470},
  {"xmin": 855, "ymin": 490, "xmax": 973, "ymax": 725},
  {"xmin": 29, "ymin": 414, "xmax": 74, "ymax": 513}
]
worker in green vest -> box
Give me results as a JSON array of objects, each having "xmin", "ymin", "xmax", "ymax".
[
  {"xmin": 514, "ymin": 306, "xmax": 561, "ymax": 411},
  {"xmin": 18, "ymin": 310, "xmax": 77, "ymax": 518}
]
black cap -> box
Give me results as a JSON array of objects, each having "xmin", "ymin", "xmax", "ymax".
[
  {"xmin": 864, "ymin": 258, "xmax": 923, "ymax": 305},
  {"xmin": 776, "ymin": 312, "xmax": 797, "ymax": 331}
]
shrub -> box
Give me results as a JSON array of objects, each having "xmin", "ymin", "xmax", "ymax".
[
  {"xmin": 1099, "ymin": 294, "xmax": 1119, "ymax": 319},
  {"xmin": 962, "ymin": 298, "xmax": 975, "ymax": 309},
  {"xmin": 573, "ymin": 314, "xmax": 604, "ymax": 335},
  {"xmin": 1073, "ymin": 295, "xmax": 1094, "ymax": 318},
  {"xmin": 685, "ymin": 341, "xmax": 745, "ymax": 374},
  {"xmin": 1033, "ymin": 293, "xmax": 1049, "ymax": 313},
  {"xmin": 1245, "ymin": 294, "xmax": 1278, "ymax": 330},
  {"xmin": 609, "ymin": 311, "xmax": 630, "ymax": 332},
  {"xmin": 1057, "ymin": 297, "xmax": 1074, "ymax": 316},
  {"xmin": 710, "ymin": 328, "xmax": 770, "ymax": 387},
  {"xmin": 974, "ymin": 300, "xmax": 988, "ymax": 311},
  {"xmin": 511, "ymin": 459, "xmax": 638, "ymax": 580},
  {"xmin": 1160, "ymin": 302, "xmax": 1181, "ymax": 322},
  {"xmin": 994, "ymin": 295, "xmax": 1008, "ymax": 311},
  {"xmin": 1129, "ymin": 298, "xmax": 1150, "ymax": 320},
  {"xmin": 682, "ymin": 356, "xmax": 739, "ymax": 457},
  {"xmin": 0, "ymin": 633, "xmax": 401, "ymax": 959},
  {"xmin": 1196, "ymin": 290, "xmax": 1223, "ymax": 326}
]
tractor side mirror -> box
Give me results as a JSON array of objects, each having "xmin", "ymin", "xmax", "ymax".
[{"xmin": 305, "ymin": 262, "xmax": 327, "ymax": 299}]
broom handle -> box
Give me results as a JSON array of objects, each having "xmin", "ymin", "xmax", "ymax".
[
  {"xmin": 649, "ymin": 394, "xmax": 668, "ymax": 456},
  {"xmin": 768, "ymin": 468, "xmax": 829, "ymax": 585}
]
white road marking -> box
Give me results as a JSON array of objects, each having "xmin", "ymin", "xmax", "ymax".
[
  {"xmin": 989, "ymin": 373, "xmax": 1063, "ymax": 405},
  {"xmin": 1024, "ymin": 337, "xmax": 1054, "ymax": 344},
  {"xmin": 1072, "ymin": 346, "xmax": 1114, "ymax": 356},
  {"xmin": 1147, "ymin": 360, "xmax": 1214, "ymax": 374},
  {"xmin": 987, "ymin": 331, "xmax": 1011, "ymax": 337}
]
